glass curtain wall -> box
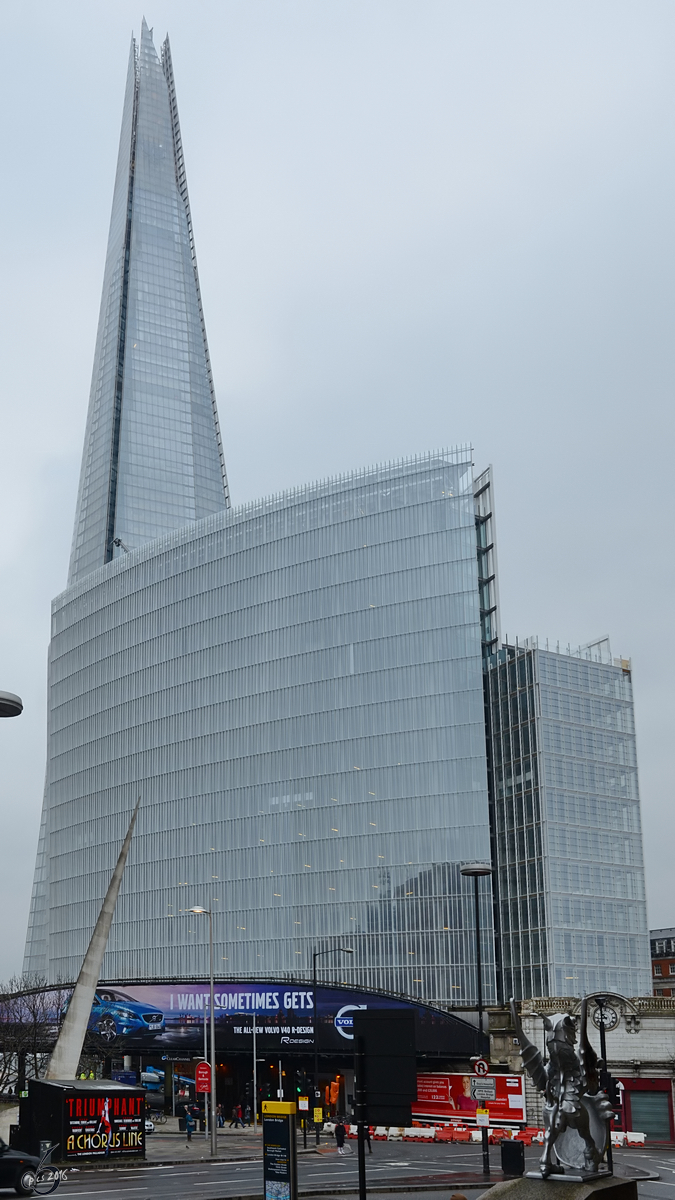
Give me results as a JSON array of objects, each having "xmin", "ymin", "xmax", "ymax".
[
  {"xmin": 25, "ymin": 450, "xmax": 497, "ymax": 1009},
  {"xmin": 486, "ymin": 640, "xmax": 651, "ymax": 999},
  {"xmin": 68, "ymin": 20, "xmax": 227, "ymax": 587}
]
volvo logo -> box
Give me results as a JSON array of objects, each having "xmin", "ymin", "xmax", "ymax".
[{"xmin": 334, "ymin": 1004, "xmax": 366, "ymax": 1040}]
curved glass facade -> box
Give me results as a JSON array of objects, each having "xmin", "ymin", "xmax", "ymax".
[{"xmin": 25, "ymin": 449, "xmax": 496, "ymax": 1007}]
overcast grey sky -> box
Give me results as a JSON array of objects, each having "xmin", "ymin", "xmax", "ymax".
[{"xmin": 0, "ymin": 1, "xmax": 672, "ymax": 980}]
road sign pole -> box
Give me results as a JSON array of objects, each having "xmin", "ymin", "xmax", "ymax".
[
  {"xmin": 203, "ymin": 1008, "xmax": 208, "ymax": 1141},
  {"xmin": 298, "ymin": 1096, "xmax": 309, "ymax": 1148},
  {"xmin": 471, "ymin": 1061, "xmax": 491, "ymax": 1176},
  {"xmin": 596, "ymin": 998, "xmax": 613, "ymax": 1174},
  {"xmin": 481, "ymin": 1125, "xmax": 490, "ymax": 1175},
  {"xmin": 253, "ymin": 1013, "xmax": 257, "ymax": 1137},
  {"xmin": 355, "ymin": 1035, "xmax": 367, "ymax": 1200}
]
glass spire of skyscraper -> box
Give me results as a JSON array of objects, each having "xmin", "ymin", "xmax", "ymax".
[{"xmin": 68, "ymin": 19, "xmax": 228, "ymax": 586}]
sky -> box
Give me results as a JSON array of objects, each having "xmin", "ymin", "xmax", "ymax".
[{"xmin": 0, "ymin": 0, "xmax": 673, "ymax": 981}]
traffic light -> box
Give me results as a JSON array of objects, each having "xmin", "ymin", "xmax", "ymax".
[
  {"xmin": 295, "ymin": 1069, "xmax": 307, "ymax": 1095},
  {"xmin": 245, "ymin": 1080, "xmax": 253, "ymax": 1100},
  {"xmin": 600, "ymin": 1069, "xmax": 621, "ymax": 1109}
]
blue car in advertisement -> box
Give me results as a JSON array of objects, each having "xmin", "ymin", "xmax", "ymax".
[{"xmin": 88, "ymin": 988, "xmax": 165, "ymax": 1045}]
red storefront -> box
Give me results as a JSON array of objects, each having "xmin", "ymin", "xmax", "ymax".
[{"xmin": 620, "ymin": 1078, "xmax": 674, "ymax": 1144}]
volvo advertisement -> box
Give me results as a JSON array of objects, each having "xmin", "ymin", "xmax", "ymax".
[{"xmin": 9, "ymin": 981, "xmax": 483, "ymax": 1059}]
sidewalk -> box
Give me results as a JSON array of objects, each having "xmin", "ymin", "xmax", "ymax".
[
  {"xmin": 145, "ymin": 1117, "xmax": 263, "ymax": 1162},
  {"xmin": 140, "ymin": 1117, "xmax": 320, "ymax": 1165}
]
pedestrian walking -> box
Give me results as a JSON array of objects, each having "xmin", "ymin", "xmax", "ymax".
[
  {"xmin": 217, "ymin": 1103, "xmax": 224, "ymax": 1128},
  {"xmin": 244, "ymin": 1103, "xmax": 252, "ymax": 1126},
  {"xmin": 185, "ymin": 1109, "xmax": 195, "ymax": 1148},
  {"xmin": 229, "ymin": 1105, "xmax": 238, "ymax": 1127},
  {"xmin": 364, "ymin": 1124, "xmax": 372, "ymax": 1155},
  {"xmin": 236, "ymin": 1103, "xmax": 245, "ymax": 1128},
  {"xmin": 335, "ymin": 1117, "xmax": 347, "ymax": 1155}
]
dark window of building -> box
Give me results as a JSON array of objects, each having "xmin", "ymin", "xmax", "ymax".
[{"xmin": 628, "ymin": 1092, "xmax": 672, "ymax": 1142}]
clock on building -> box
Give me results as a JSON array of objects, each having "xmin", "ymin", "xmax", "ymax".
[{"xmin": 592, "ymin": 1003, "xmax": 619, "ymax": 1031}]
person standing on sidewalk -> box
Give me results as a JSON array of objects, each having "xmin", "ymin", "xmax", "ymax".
[
  {"xmin": 185, "ymin": 1109, "xmax": 195, "ymax": 1148},
  {"xmin": 335, "ymin": 1118, "xmax": 347, "ymax": 1155}
]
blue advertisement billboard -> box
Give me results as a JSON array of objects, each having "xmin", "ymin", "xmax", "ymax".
[
  {"xmin": 4, "ymin": 981, "xmax": 481, "ymax": 1058},
  {"xmin": 74, "ymin": 981, "xmax": 480, "ymax": 1056}
]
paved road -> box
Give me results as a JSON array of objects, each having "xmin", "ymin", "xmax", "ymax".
[{"xmin": 28, "ymin": 1139, "xmax": 675, "ymax": 1200}]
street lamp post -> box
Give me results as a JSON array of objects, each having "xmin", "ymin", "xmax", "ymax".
[
  {"xmin": 460, "ymin": 862, "xmax": 493, "ymax": 1177},
  {"xmin": 312, "ymin": 947, "xmax": 354, "ymax": 1144},
  {"xmin": 594, "ymin": 996, "xmax": 613, "ymax": 1173},
  {"xmin": 188, "ymin": 906, "xmax": 217, "ymax": 1157},
  {"xmin": 0, "ymin": 692, "xmax": 23, "ymax": 718}
]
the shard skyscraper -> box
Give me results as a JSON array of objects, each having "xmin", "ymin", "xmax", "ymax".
[
  {"xmin": 23, "ymin": 22, "xmax": 650, "ymax": 1007},
  {"xmin": 69, "ymin": 19, "xmax": 228, "ymax": 585},
  {"xmin": 24, "ymin": 20, "xmax": 500, "ymax": 1009},
  {"xmin": 24, "ymin": 21, "xmax": 231, "ymax": 972}
]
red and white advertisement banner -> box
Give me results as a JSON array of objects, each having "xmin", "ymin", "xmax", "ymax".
[
  {"xmin": 195, "ymin": 1062, "xmax": 211, "ymax": 1093},
  {"xmin": 414, "ymin": 1072, "xmax": 526, "ymax": 1126}
]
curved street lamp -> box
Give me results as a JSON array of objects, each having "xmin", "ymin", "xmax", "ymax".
[
  {"xmin": 460, "ymin": 862, "xmax": 493, "ymax": 1178},
  {"xmin": 0, "ymin": 692, "xmax": 23, "ymax": 718},
  {"xmin": 459, "ymin": 861, "xmax": 493, "ymax": 1033},
  {"xmin": 188, "ymin": 905, "xmax": 216, "ymax": 1156},
  {"xmin": 313, "ymin": 946, "xmax": 354, "ymax": 1143}
]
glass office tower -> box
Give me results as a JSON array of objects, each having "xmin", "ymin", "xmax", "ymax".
[
  {"xmin": 485, "ymin": 638, "xmax": 651, "ymax": 999},
  {"xmin": 68, "ymin": 19, "xmax": 228, "ymax": 587},
  {"xmin": 25, "ymin": 450, "xmax": 497, "ymax": 1006}
]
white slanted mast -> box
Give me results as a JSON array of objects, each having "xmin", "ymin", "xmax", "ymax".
[{"xmin": 46, "ymin": 798, "xmax": 141, "ymax": 1080}]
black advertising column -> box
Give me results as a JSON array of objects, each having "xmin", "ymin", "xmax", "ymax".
[
  {"xmin": 262, "ymin": 1100, "xmax": 297, "ymax": 1200},
  {"xmin": 353, "ymin": 1011, "xmax": 417, "ymax": 1200}
]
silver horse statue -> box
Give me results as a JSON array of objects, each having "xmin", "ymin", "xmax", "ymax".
[{"xmin": 510, "ymin": 997, "xmax": 614, "ymax": 1177}]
